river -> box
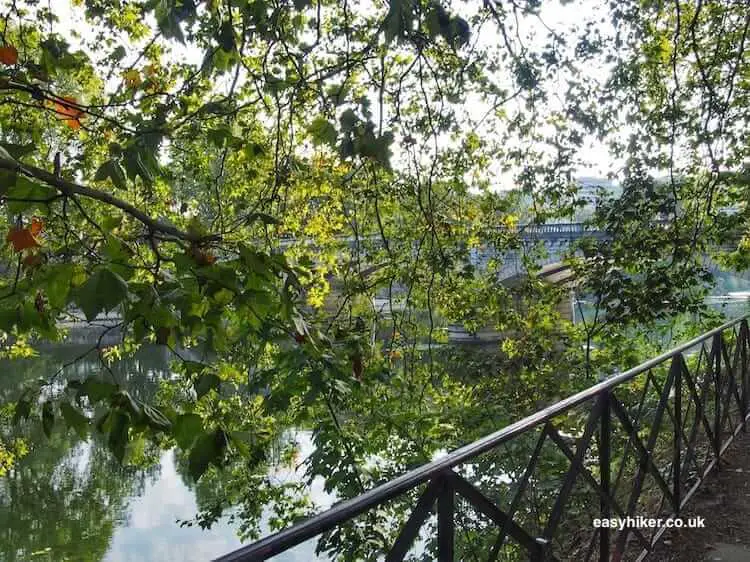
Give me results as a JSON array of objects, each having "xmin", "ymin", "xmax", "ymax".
[
  {"xmin": 0, "ymin": 345, "xmax": 328, "ymax": 562},
  {"xmin": 1, "ymin": 283, "xmax": 749, "ymax": 561}
]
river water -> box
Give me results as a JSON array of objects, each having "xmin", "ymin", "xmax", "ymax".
[
  {"xmin": 1, "ymin": 286, "xmax": 749, "ymax": 561},
  {"xmin": 0, "ymin": 346, "xmax": 327, "ymax": 562}
]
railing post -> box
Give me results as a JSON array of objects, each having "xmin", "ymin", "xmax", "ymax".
[
  {"xmin": 437, "ymin": 474, "xmax": 454, "ymax": 562},
  {"xmin": 599, "ymin": 390, "xmax": 611, "ymax": 562},
  {"xmin": 713, "ymin": 333, "xmax": 722, "ymax": 459},
  {"xmin": 672, "ymin": 354, "xmax": 682, "ymax": 513},
  {"xmin": 742, "ymin": 320, "xmax": 749, "ymax": 430}
]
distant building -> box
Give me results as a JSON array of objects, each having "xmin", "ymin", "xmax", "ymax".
[
  {"xmin": 507, "ymin": 177, "xmax": 620, "ymax": 223},
  {"xmin": 570, "ymin": 177, "xmax": 620, "ymax": 221}
]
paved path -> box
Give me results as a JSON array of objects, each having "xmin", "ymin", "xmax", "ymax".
[{"xmin": 650, "ymin": 431, "xmax": 750, "ymax": 561}]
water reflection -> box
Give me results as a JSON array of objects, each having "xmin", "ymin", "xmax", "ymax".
[
  {"xmin": 0, "ymin": 346, "xmax": 321, "ymax": 562},
  {"xmin": 4, "ymin": 284, "xmax": 747, "ymax": 561}
]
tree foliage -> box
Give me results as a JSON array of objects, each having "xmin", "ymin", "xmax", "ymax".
[{"xmin": 0, "ymin": 0, "xmax": 749, "ymax": 557}]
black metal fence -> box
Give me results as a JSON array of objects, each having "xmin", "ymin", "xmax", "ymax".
[{"xmin": 217, "ymin": 315, "xmax": 750, "ymax": 562}]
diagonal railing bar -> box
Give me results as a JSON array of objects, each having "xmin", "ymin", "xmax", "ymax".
[
  {"xmin": 728, "ymin": 329, "xmax": 741, "ymax": 371},
  {"xmin": 583, "ymin": 526, "xmax": 599, "ymax": 562},
  {"xmin": 725, "ymin": 337, "xmax": 742, "ymax": 410},
  {"xmin": 682, "ymin": 343, "xmax": 713, "ymax": 474},
  {"xmin": 741, "ymin": 320, "xmax": 749, "ymax": 429},
  {"xmin": 681, "ymin": 359, "xmax": 719, "ymax": 463},
  {"xmin": 487, "ymin": 424, "xmax": 550, "ymax": 562},
  {"xmin": 680, "ymin": 358, "xmax": 714, "ymax": 479},
  {"xmin": 544, "ymin": 423, "xmax": 652, "ymax": 553},
  {"xmin": 639, "ymin": 364, "xmax": 682, "ymax": 489},
  {"xmin": 438, "ymin": 473, "xmax": 455, "ymax": 562},
  {"xmin": 678, "ymin": 393, "xmax": 714, "ymax": 493},
  {"xmin": 718, "ymin": 365, "xmax": 740, "ymax": 435},
  {"xmin": 541, "ymin": 397, "xmax": 604, "ymax": 544},
  {"xmin": 600, "ymin": 390, "xmax": 611, "ymax": 562},
  {"xmin": 677, "ymin": 412, "xmax": 749, "ymax": 519},
  {"xmin": 673, "ymin": 355, "xmax": 682, "ymax": 515},
  {"xmin": 674, "ymin": 383, "xmax": 702, "ymax": 486},
  {"xmin": 702, "ymin": 345, "xmax": 721, "ymax": 469},
  {"xmin": 660, "ymin": 381, "xmax": 703, "ymax": 500},
  {"xmin": 692, "ymin": 342, "xmax": 707, "ymax": 385},
  {"xmin": 735, "ymin": 328, "xmax": 745, "ymax": 415},
  {"xmin": 612, "ymin": 373, "xmax": 654, "ymax": 496},
  {"xmin": 215, "ymin": 315, "xmax": 750, "ymax": 562},
  {"xmin": 610, "ymin": 386, "xmax": 677, "ymax": 558},
  {"xmin": 719, "ymin": 338, "xmax": 743, "ymax": 430},
  {"xmin": 385, "ymin": 478, "xmax": 443, "ymax": 562},
  {"xmin": 611, "ymin": 370, "xmax": 677, "ymax": 511},
  {"xmin": 614, "ymin": 369, "xmax": 688, "ymax": 550},
  {"xmin": 447, "ymin": 471, "xmax": 547, "ymax": 559},
  {"xmin": 717, "ymin": 334, "xmax": 728, "ymax": 450},
  {"xmin": 710, "ymin": 335, "xmax": 722, "ymax": 460}
]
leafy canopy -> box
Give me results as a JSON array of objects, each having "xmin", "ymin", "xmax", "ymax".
[{"xmin": 0, "ymin": 0, "xmax": 749, "ymax": 556}]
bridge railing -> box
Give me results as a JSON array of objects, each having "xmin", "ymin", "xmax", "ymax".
[
  {"xmin": 216, "ymin": 315, "xmax": 750, "ymax": 562},
  {"xmin": 517, "ymin": 222, "xmax": 591, "ymax": 235}
]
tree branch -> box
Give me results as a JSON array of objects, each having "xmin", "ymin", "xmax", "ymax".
[{"xmin": 0, "ymin": 156, "xmax": 218, "ymax": 243}]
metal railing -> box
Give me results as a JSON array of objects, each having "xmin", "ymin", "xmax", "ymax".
[
  {"xmin": 518, "ymin": 222, "xmax": 593, "ymax": 236},
  {"xmin": 217, "ymin": 315, "xmax": 750, "ymax": 562}
]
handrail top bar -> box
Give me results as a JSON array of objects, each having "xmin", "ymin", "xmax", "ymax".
[{"xmin": 215, "ymin": 313, "xmax": 749, "ymax": 561}]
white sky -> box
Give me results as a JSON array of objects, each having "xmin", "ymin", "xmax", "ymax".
[{"xmin": 44, "ymin": 0, "xmax": 619, "ymax": 184}]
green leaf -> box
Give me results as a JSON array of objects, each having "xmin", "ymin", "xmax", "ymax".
[
  {"xmin": 42, "ymin": 402, "xmax": 54, "ymax": 438},
  {"xmin": 40, "ymin": 36, "xmax": 79, "ymax": 74},
  {"xmin": 194, "ymin": 372, "xmax": 221, "ymax": 399},
  {"xmin": 60, "ymin": 402, "xmax": 90, "ymax": 438},
  {"xmin": 207, "ymin": 126, "xmax": 236, "ymax": 148},
  {"xmin": 112, "ymin": 46, "xmax": 126, "ymax": 61},
  {"xmin": 448, "ymin": 17, "xmax": 471, "ymax": 48},
  {"xmin": 43, "ymin": 264, "xmax": 76, "ymax": 310},
  {"xmin": 75, "ymin": 268, "xmax": 129, "ymax": 321},
  {"xmin": 339, "ymin": 136, "xmax": 355, "ymax": 159},
  {"xmin": 212, "ymin": 288, "xmax": 234, "ymax": 306},
  {"xmin": 12, "ymin": 398, "xmax": 31, "ymax": 425},
  {"xmin": 0, "ymin": 142, "xmax": 35, "ymax": 160},
  {"xmin": 123, "ymin": 147, "xmax": 156, "ymax": 186},
  {"xmin": 228, "ymin": 431, "xmax": 251, "ymax": 458},
  {"xmin": 75, "ymin": 376, "xmax": 118, "ymax": 403},
  {"xmin": 112, "ymin": 390, "xmax": 142, "ymax": 419},
  {"xmin": 188, "ymin": 429, "xmax": 227, "ymax": 481},
  {"xmin": 243, "ymin": 142, "xmax": 265, "ymax": 159},
  {"xmin": 173, "ymin": 413, "xmax": 203, "ymax": 449},
  {"xmin": 384, "ymin": 0, "xmax": 414, "ymax": 44},
  {"xmin": 94, "ymin": 159, "xmax": 127, "ymax": 189},
  {"xmin": 142, "ymin": 404, "xmax": 171, "ymax": 431},
  {"xmin": 0, "ymin": 145, "xmax": 16, "ymax": 162},
  {"xmin": 246, "ymin": 212, "xmax": 280, "ymax": 225},
  {"xmin": 308, "ymin": 116, "xmax": 338, "ymax": 147},
  {"xmin": 339, "ymin": 109, "xmax": 358, "ymax": 132},
  {"xmin": 156, "ymin": 4, "xmax": 186, "ymax": 43},
  {"xmin": 292, "ymin": 314, "xmax": 308, "ymax": 338},
  {"xmin": 0, "ymin": 305, "xmax": 18, "ymax": 333},
  {"xmin": 217, "ymin": 20, "xmax": 236, "ymax": 51},
  {"xmin": 100, "ymin": 214, "xmax": 123, "ymax": 231},
  {"xmin": 5, "ymin": 176, "xmax": 56, "ymax": 214},
  {"xmin": 108, "ymin": 410, "xmax": 130, "ymax": 463},
  {"xmin": 425, "ymin": 5, "xmax": 443, "ymax": 38},
  {"xmin": 0, "ymin": 167, "xmax": 17, "ymax": 196}
]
